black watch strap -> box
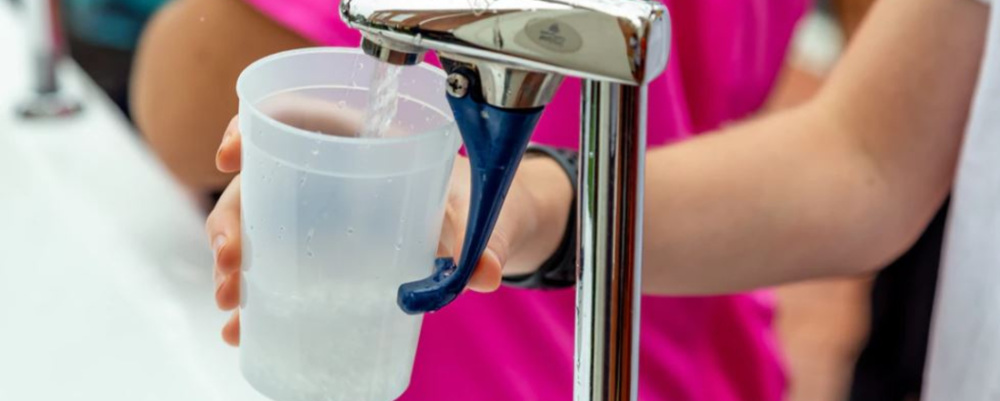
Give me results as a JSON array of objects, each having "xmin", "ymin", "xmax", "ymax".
[{"xmin": 502, "ymin": 144, "xmax": 578, "ymax": 290}]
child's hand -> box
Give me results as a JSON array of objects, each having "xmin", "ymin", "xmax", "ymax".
[{"xmin": 205, "ymin": 116, "xmax": 572, "ymax": 346}]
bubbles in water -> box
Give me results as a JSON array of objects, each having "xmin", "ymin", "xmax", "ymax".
[
  {"xmin": 306, "ymin": 248, "xmax": 314, "ymax": 257},
  {"xmin": 394, "ymin": 238, "xmax": 404, "ymax": 251},
  {"xmin": 311, "ymin": 149, "xmax": 319, "ymax": 156},
  {"xmin": 249, "ymin": 225, "xmax": 255, "ymax": 231},
  {"xmin": 346, "ymin": 226, "xmax": 355, "ymax": 236},
  {"xmin": 299, "ymin": 177, "xmax": 308, "ymax": 187},
  {"xmin": 306, "ymin": 228, "xmax": 315, "ymax": 243},
  {"xmin": 337, "ymin": 100, "xmax": 347, "ymax": 109},
  {"xmin": 279, "ymin": 225, "xmax": 285, "ymax": 231}
]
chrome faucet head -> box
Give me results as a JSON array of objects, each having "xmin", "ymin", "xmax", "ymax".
[
  {"xmin": 359, "ymin": 34, "xmax": 425, "ymax": 65},
  {"xmin": 341, "ymin": 0, "xmax": 670, "ymax": 88}
]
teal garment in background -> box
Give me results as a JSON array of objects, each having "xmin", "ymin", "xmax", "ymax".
[{"xmin": 62, "ymin": 0, "xmax": 170, "ymax": 50}]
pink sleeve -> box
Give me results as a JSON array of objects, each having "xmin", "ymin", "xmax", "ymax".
[
  {"xmin": 242, "ymin": 0, "xmax": 805, "ymax": 148},
  {"xmin": 242, "ymin": 0, "xmax": 362, "ymax": 46}
]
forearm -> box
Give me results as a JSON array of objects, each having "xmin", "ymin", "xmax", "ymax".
[
  {"xmin": 641, "ymin": 0, "xmax": 986, "ymax": 294},
  {"xmin": 131, "ymin": 0, "xmax": 311, "ymax": 193}
]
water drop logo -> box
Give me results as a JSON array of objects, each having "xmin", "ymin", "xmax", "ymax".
[{"xmin": 525, "ymin": 18, "xmax": 582, "ymax": 53}]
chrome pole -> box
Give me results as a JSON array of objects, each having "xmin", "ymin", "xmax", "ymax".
[
  {"xmin": 575, "ymin": 81, "xmax": 646, "ymax": 401},
  {"xmin": 18, "ymin": 0, "xmax": 82, "ymax": 118},
  {"xmin": 26, "ymin": 0, "xmax": 60, "ymax": 94}
]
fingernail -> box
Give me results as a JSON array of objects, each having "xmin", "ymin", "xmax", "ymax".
[{"xmin": 212, "ymin": 235, "xmax": 227, "ymax": 264}]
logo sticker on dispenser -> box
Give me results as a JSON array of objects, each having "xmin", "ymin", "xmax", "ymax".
[{"xmin": 525, "ymin": 18, "xmax": 583, "ymax": 53}]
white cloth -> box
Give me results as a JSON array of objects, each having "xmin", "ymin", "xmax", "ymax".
[{"xmin": 925, "ymin": 1, "xmax": 1000, "ymax": 400}]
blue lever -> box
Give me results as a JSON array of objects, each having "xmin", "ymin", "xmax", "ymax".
[{"xmin": 397, "ymin": 75, "xmax": 543, "ymax": 314}]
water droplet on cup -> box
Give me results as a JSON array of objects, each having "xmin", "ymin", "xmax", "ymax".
[
  {"xmin": 306, "ymin": 228, "xmax": 315, "ymax": 242},
  {"xmin": 311, "ymin": 149, "xmax": 319, "ymax": 156},
  {"xmin": 306, "ymin": 248, "xmax": 314, "ymax": 257},
  {"xmin": 480, "ymin": 110, "xmax": 490, "ymax": 120},
  {"xmin": 337, "ymin": 100, "xmax": 347, "ymax": 109},
  {"xmin": 347, "ymin": 227, "xmax": 355, "ymax": 236},
  {"xmin": 386, "ymin": 178, "xmax": 393, "ymax": 183},
  {"xmin": 279, "ymin": 226, "xmax": 285, "ymax": 231},
  {"xmin": 394, "ymin": 238, "xmax": 404, "ymax": 251},
  {"xmin": 299, "ymin": 177, "xmax": 307, "ymax": 187}
]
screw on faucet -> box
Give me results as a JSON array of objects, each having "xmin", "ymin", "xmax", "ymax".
[{"xmin": 446, "ymin": 73, "xmax": 470, "ymax": 98}]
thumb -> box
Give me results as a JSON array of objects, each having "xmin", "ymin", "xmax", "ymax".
[
  {"xmin": 216, "ymin": 116, "xmax": 242, "ymax": 173},
  {"xmin": 459, "ymin": 230, "xmax": 511, "ymax": 293}
]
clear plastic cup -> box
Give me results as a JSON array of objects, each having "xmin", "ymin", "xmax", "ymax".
[{"xmin": 235, "ymin": 48, "xmax": 460, "ymax": 401}]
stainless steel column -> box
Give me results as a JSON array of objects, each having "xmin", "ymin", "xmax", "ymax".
[
  {"xmin": 574, "ymin": 81, "xmax": 646, "ymax": 401},
  {"xmin": 18, "ymin": 0, "xmax": 81, "ymax": 118}
]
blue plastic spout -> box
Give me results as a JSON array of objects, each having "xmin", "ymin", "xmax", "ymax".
[{"xmin": 397, "ymin": 75, "xmax": 544, "ymax": 314}]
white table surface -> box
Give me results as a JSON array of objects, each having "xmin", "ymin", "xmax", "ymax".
[{"xmin": 0, "ymin": 2, "xmax": 269, "ymax": 400}]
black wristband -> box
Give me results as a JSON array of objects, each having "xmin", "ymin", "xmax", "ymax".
[{"xmin": 502, "ymin": 144, "xmax": 578, "ymax": 289}]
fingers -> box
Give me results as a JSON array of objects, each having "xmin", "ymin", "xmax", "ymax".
[
  {"xmin": 222, "ymin": 310, "xmax": 240, "ymax": 346},
  {"xmin": 206, "ymin": 176, "xmax": 243, "ymax": 310},
  {"xmin": 215, "ymin": 270, "xmax": 241, "ymax": 311},
  {"xmin": 441, "ymin": 158, "xmax": 509, "ymax": 293},
  {"xmin": 216, "ymin": 116, "xmax": 242, "ymax": 173},
  {"xmin": 444, "ymin": 209, "xmax": 510, "ymax": 293},
  {"xmin": 465, "ymin": 227, "xmax": 511, "ymax": 292}
]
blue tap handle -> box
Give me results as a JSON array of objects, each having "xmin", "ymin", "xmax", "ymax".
[{"xmin": 397, "ymin": 86, "xmax": 544, "ymax": 314}]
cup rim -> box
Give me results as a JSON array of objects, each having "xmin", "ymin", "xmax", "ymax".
[{"xmin": 236, "ymin": 47, "xmax": 453, "ymax": 147}]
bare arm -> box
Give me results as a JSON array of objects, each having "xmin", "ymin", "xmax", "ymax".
[
  {"xmin": 639, "ymin": 0, "xmax": 987, "ymax": 294},
  {"xmin": 131, "ymin": 0, "xmax": 312, "ymax": 193}
]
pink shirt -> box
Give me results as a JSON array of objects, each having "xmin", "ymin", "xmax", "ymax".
[{"xmin": 243, "ymin": 1, "xmax": 807, "ymax": 399}]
